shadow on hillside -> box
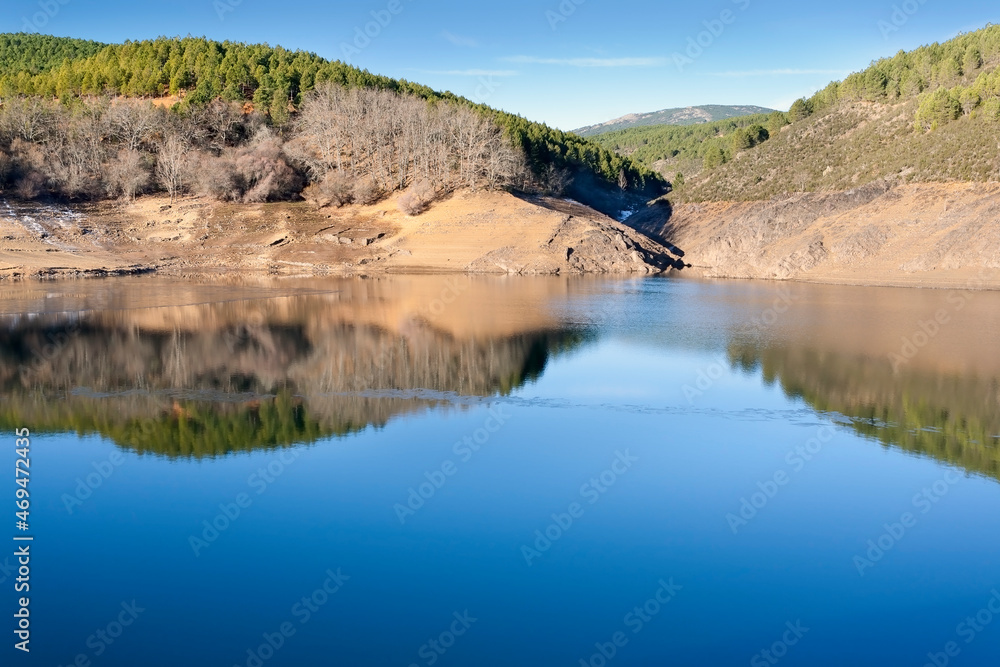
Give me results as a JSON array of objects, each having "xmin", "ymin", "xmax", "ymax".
[
  {"xmin": 514, "ymin": 193, "xmax": 690, "ymax": 269},
  {"xmin": 620, "ymin": 199, "xmax": 691, "ymax": 269},
  {"xmin": 514, "ymin": 193, "xmax": 604, "ymax": 219}
]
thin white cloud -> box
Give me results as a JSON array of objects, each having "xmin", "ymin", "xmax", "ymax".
[
  {"xmin": 501, "ymin": 55, "xmax": 667, "ymax": 68},
  {"xmin": 946, "ymin": 22, "xmax": 994, "ymax": 40},
  {"xmin": 768, "ymin": 85, "xmax": 824, "ymax": 112},
  {"xmin": 707, "ymin": 69, "xmax": 850, "ymax": 77},
  {"xmin": 442, "ymin": 31, "xmax": 478, "ymax": 48},
  {"xmin": 417, "ymin": 69, "xmax": 518, "ymax": 77}
]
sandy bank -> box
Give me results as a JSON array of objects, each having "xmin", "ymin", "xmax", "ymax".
[{"xmin": 0, "ymin": 190, "xmax": 678, "ymax": 280}]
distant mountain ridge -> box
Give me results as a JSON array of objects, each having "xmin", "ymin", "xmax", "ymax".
[{"xmin": 574, "ymin": 104, "xmax": 776, "ymax": 136}]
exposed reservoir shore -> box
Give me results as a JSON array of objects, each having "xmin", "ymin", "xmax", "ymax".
[
  {"xmin": 2, "ymin": 182, "xmax": 999, "ymax": 290},
  {"xmin": 0, "ymin": 190, "xmax": 677, "ymax": 280},
  {"xmin": 628, "ymin": 180, "xmax": 1000, "ymax": 290}
]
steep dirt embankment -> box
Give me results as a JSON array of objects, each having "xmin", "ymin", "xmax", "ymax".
[
  {"xmin": 0, "ymin": 190, "xmax": 679, "ymax": 280},
  {"xmin": 628, "ymin": 181, "xmax": 1000, "ymax": 289}
]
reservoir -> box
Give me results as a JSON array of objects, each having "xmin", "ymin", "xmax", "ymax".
[{"xmin": 3, "ymin": 275, "xmax": 999, "ymax": 666}]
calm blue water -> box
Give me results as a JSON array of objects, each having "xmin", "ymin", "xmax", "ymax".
[{"xmin": 3, "ymin": 275, "xmax": 999, "ymax": 666}]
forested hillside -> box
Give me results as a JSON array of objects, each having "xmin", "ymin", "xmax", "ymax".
[
  {"xmin": 588, "ymin": 112, "xmax": 780, "ymax": 183},
  {"xmin": 0, "ymin": 33, "xmax": 105, "ymax": 75},
  {"xmin": 0, "ymin": 33, "xmax": 666, "ymax": 211},
  {"xmin": 597, "ymin": 25, "xmax": 1000, "ymax": 202},
  {"xmin": 795, "ymin": 24, "xmax": 1000, "ymax": 121}
]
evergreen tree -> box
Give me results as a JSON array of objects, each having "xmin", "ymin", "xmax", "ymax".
[{"xmin": 788, "ymin": 98, "xmax": 812, "ymax": 122}]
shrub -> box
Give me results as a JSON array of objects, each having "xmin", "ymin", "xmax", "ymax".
[
  {"xmin": 193, "ymin": 133, "xmax": 301, "ymax": 203},
  {"xmin": 105, "ymin": 149, "xmax": 151, "ymax": 201},
  {"xmin": 306, "ymin": 171, "xmax": 354, "ymax": 207},
  {"xmin": 236, "ymin": 136, "xmax": 301, "ymax": 203},
  {"xmin": 15, "ymin": 172, "xmax": 45, "ymax": 199},
  {"xmin": 397, "ymin": 180, "xmax": 435, "ymax": 215},
  {"xmin": 0, "ymin": 150, "xmax": 11, "ymax": 188},
  {"xmin": 352, "ymin": 179, "xmax": 382, "ymax": 205},
  {"xmin": 193, "ymin": 154, "xmax": 241, "ymax": 201}
]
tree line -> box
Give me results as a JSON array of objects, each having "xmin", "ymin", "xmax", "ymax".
[
  {"xmin": 0, "ymin": 87, "xmax": 529, "ymax": 207},
  {"xmin": 588, "ymin": 112, "xmax": 784, "ymax": 174},
  {"xmin": 0, "ymin": 33, "xmax": 667, "ymax": 208},
  {"xmin": 786, "ymin": 25, "xmax": 1000, "ymax": 131}
]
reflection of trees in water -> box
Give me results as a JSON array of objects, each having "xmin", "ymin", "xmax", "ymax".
[
  {"xmin": 0, "ymin": 316, "xmax": 585, "ymax": 458},
  {"xmin": 729, "ymin": 342, "xmax": 1000, "ymax": 482},
  {"xmin": 0, "ymin": 390, "xmax": 337, "ymax": 459}
]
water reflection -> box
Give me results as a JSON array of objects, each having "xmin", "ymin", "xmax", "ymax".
[
  {"xmin": 729, "ymin": 341, "xmax": 1000, "ymax": 481},
  {"xmin": 1, "ymin": 276, "xmax": 997, "ymax": 479},
  {"xmin": 0, "ymin": 276, "xmax": 587, "ymax": 457},
  {"xmin": 7, "ymin": 277, "xmax": 998, "ymax": 666},
  {"xmin": 720, "ymin": 280, "xmax": 1000, "ymax": 482}
]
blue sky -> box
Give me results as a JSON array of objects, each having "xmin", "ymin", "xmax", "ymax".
[{"xmin": 3, "ymin": 0, "xmax": 998, "ymax": 129}]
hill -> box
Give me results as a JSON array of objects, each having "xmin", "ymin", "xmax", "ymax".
[
  {"xmin": 573, "ymin": 104, "xmax": 775, "ymax": 136},
  {"xmin": 586, "ymin": 111, "xmax": 780, "ymax": 185},
  {"xmin": 609, "ymin": 25, "xmax": 1000, "ymax": 200},
  {"xmin": 630, "ymin": 180, "xmax": 1000, "ymax": 287},
  {"xmin": 617, "ymin": 25, "xmax": 1000, "ymax": 289},
  {"xmin": 0, "ymin": 33, "xmax": 666, "ymax": 213}
]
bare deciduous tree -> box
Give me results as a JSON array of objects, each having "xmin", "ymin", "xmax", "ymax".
[
  {"xmin": 289, "ymin": 84, "xmax": 523, "ymax": 198},
  {"xmin": 105, "ymin": 149, "xmax": 150, "ymax": 201},
  {"xmin": 0, "ymin": 83, "xmax": 525, "ymax": 205},
  {"xmin": 106, "ymin": 100, "xmax": 161, "ymax": 152},
  {"xmin": 156, "ymin": 133, "xmax": 190, "ymax": 204},
  {"xmin": 1, "ymin": 98, "xmax": 53, "ymax": 142}
]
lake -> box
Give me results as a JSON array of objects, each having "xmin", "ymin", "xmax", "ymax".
[{"xmin": 3, "ymin": 274, "xmax": 999, "ymax": 666}]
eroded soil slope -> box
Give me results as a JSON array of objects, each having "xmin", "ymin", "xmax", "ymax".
[
  {"xmin": 0, "ymin": 190, "xmax": 679, "ymax": 280},
  {"xmin": 629, "ymin": 181, "xmax": 1000, "ymax": 289}
]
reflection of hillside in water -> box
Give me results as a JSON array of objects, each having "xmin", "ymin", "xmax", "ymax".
[
  {"xmin": 0, "ymin": 277, "xmax": 587, "ymax": 458},
  {"xmin": 729, "ymin": 342, "xmax": 1000, "ymax": 482}
]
